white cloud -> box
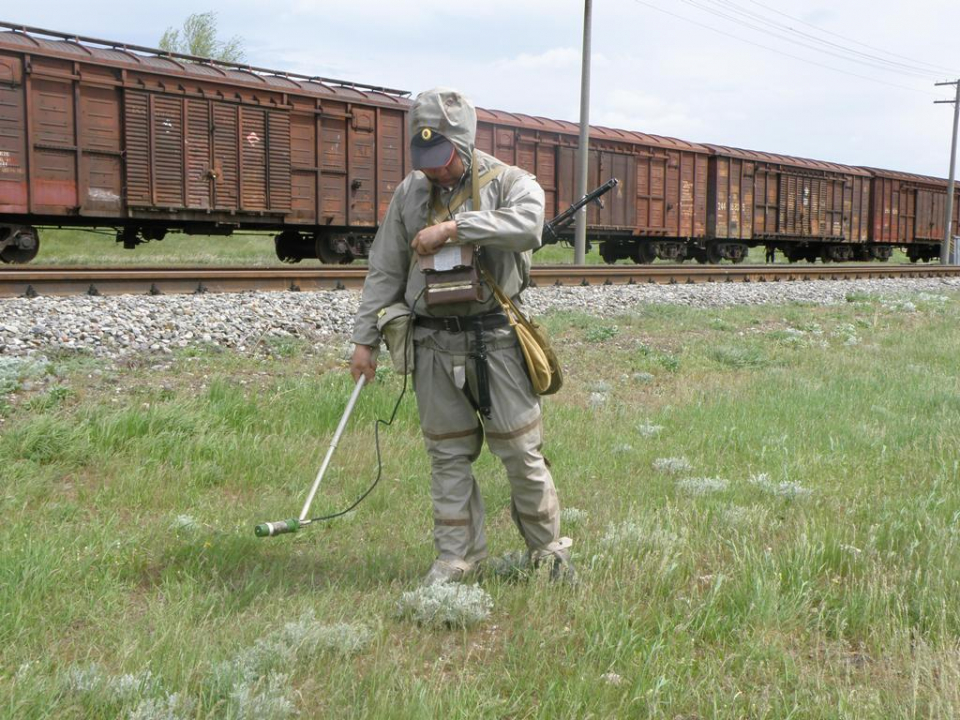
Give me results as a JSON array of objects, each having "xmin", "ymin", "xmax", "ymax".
[
  {"xmin": 13, "ymin": 0, "xmax": 960, "ymax": 177},
  {"xmin": 494, "ymin": 48, "xmax": 609, "ymax": 72},
  {"xmin": 593, "ymin": 89, "xmax": 701, "ymax": 136}
]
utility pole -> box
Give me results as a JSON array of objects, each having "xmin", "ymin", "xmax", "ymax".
[
  {"xmin": 935, "ymin": 80, "xmax": 959, "ymax": 265},
  {"xmin": 574, "ymin": 0, "xmax": 593, "ymax": 265}
]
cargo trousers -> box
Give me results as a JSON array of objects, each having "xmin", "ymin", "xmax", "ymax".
[{"xmin": 412, "ymin": 321, "xmax": 563, "ymax": 565}]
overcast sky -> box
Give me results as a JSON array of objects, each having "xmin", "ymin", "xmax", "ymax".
[{"xmin": 8, "ymin": 1, "xmax": 960, "ymax": 176}]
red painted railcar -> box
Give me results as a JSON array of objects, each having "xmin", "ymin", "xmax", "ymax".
[
  {"xmin": 477, "ymin": 110, "xmax": 710, "ymax": 262},
  {"xmin": 703, "ymin": 145, "xmax": 873, "ymax": 262},
  {"xmin": 0, "ymin": 23, "xmax": 411, "ymax": 263},
  {"xmin": 2, "ymin": 23, "xmax": 957, "ymax": 266},
  {"xmin": 862, "ymin": 168, "xmax": 960, "ymax": 262}
]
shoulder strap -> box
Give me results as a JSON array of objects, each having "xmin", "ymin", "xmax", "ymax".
[
  {"xmin": 478, "ymin": 261, "xmax": 527, "ymax": 329},
  {"xmin": 430, "ymin": 150, "xmax": 505, "ymax": 224}
]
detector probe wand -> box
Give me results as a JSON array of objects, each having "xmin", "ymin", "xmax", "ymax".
[{"xmin": 255, "ymin": 374, "xmax": 367, "ymax": 537}]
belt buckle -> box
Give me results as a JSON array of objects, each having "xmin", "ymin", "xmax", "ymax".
[{"xmin": 443, "ymin": 316, "xmax": 463, "ymax": 333}]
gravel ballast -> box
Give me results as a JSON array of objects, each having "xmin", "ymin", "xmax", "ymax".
[{"xmin": 1, "ymin": 276, "xmax": 958, "ymax": 361}]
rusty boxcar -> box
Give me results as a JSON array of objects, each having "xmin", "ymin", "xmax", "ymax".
[
  {"xmin": 3, "ymin": 22, "xmax": 958, "ymax": 267},
  {"xmin": 703, "ymin": 145, "xmax": 872, "ymax": 263},
  {"xmin": 0, "ymin": 22, "xmax": 411, "ymax": 264},
  {"xmin": 478, "ymin": 110, "xmax": 710, "ymax": 263},
  {"xmin": 862, "ymin": 168, "xmax": 960, "ymax": 263}
]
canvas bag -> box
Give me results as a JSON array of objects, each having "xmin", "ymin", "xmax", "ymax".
[
  {"xmin": 479, "ymin": 263, "xmax": 564, "ymax": 396},
  {"xmin": 376, "ymin": 302, "xmax": 414, "ymax": 374}
]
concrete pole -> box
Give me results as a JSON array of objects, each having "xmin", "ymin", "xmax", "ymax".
[
  {"xmin": 935, "ymin": 80, "xmax": 959, "ymax": 265},
  {"xmin": 573, "ymin": 0, "xmax": 592, "ymax": 265}
]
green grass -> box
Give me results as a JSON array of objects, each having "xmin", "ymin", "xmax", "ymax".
[
  {"xmin": 35, "ymin": 228, "xmax": 920, "ymax": 267},
  {"xmin": 2, "ymin": 290, "xmax": 960, "ymax": 717}
]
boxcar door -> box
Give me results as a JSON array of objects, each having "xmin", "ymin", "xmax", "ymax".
[
  {"xmin": 378, "ymin": 108, "xmax": 405, "ymax": 222},
  {"xmin": 289, "ymin": 109, "xmax": 318, "ymax": 224},
  {"xmin": 915, "ymin": 188, "xmax": 946, "ymax": 242},
  {"xmin": 594, "ymin": 151, "xmax": 632, "ymax": 228},
  {"xmin": 777, "ymin": 174, "xmax": 813, "ymax": 237},
  {"xmin": 635, "ymin": 154, "xmax": 668, "ymax": 232},
  {"xmin": 211, "ymin": 102, "xmax": 239, "ymax": 211},
  {"xmin": 79, "ymin": 85, "xmax": 123, "ymax": 216},
  {"xmin": 348, "ymin": 107, "xmax": 376, "ymax": 227},
  {"xmin": 184, "ymin": 98, "xmax": 212, "ymax": 211},
  {"xmin": 31, "ymin": 77, "xmax": 79, "ymax": 213},
  {"xmin": 0, "ymin": 54, "xmax": 27, "ymax": 214}
]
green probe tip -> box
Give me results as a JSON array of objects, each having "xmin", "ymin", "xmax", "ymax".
[{"xmin": 255, "ymin": 519, "xmax": 301, "ymax": 537}]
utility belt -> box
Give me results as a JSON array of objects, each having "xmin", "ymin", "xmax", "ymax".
[
  {"xmin": 415, "ymin": 311, "xmax": 508, "ymax": 333},
  {"xmin": 415, "ymin": 310, "xmax": 509, "ymax": 420}
]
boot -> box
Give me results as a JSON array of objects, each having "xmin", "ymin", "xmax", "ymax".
[
  {"xmin": 421, "ymin": 558, "xmax": 473, "ymax": 586},
  {"xmin": 530, "ymin": 537, "xmax": 576, "ymax": 585}
]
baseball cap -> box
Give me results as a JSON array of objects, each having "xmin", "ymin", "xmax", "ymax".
[{"xmin": 411, "ymin": 127, "xmax": 456, "ymax": 170}]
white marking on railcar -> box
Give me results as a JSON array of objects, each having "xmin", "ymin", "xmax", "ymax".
[{"xmin": 88, "ymin": 188, "xmax": 120, "ymax": 203}]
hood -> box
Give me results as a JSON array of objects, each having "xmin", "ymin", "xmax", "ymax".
[{"xmin": 409, "ymin": 87, "xmax": 476, "ymax": 170}]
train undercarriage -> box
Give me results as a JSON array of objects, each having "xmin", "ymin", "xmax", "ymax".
[
  {"xmin": 1, "ymin": 222, "xmax": 944, "ymax": 266},
  {"xmin": 598, "ymin": 238, "xmax": 940, "ymax": 265},
  {"xmin": 274, "ymin": 230, "xmax": 372, "ymax": 264}
]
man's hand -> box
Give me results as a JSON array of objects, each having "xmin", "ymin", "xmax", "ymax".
[
  {"xmin": 350, "ymin": 344, "xmax": 378, "ymax": 384},
  {"xmin": 412, "ymin": 220, "xmax": 457, "ymax": 255}
]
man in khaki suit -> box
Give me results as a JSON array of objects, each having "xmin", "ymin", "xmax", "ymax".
[{"xmin": 349, "ymin": 88, "xmax": 572, "ymax": 585}]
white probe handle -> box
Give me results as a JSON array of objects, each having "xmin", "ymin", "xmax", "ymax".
[{"xmin": 298, "ymin": 374, "xmax": 367, "ymax": 522}]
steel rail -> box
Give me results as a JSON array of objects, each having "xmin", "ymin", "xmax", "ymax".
[{"xmin": 1, "ymin": 264, "xmax": 958, "ymax": 298}]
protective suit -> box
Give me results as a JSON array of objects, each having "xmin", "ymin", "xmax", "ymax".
[{"xmin": 351, "ymin": 88, "xmax": 572, "ymax": 583}]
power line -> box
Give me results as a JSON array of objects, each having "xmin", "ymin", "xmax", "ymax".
[
  {"xmin": 632, "ymin": 0, "xmax": 942, "ymax": 98},
  {"xmin": 677, "ymin": 0, "xmax": 940, "ymax": 80},
  {"xmin": 735, "ymin": 0, "xmax": 960, "ymax": 76},
  {"xmin": 704, "ymin": 0, "xmax": 950, "ymax": 78}
]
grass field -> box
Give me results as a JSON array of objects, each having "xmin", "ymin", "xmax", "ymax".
[
  {"xmin": 2, "ymin": 290, "xmax": 959, "ymax": 718},
  {"xmin": 30, "ymin": 228, "xmax": 593, "ymax": 266},
  {"xmin": 28, "ymin": 227, "xmax": 919, "ymax": 267}
]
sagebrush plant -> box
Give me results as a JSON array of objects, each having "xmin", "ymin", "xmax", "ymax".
[
  {"xmin": 652, "ymin": 456, "xmax": 692, "ymax": 475},
  {"xmin": 560, "ymin": 507, "xmax": 589, "ymax": 525},
  {"xmin": 127, "ymin": 692, "xmax": 196, "ymax": 720},
  {"xmin": 747, "ymin": 472, "xmax": 812, "ymax": 499},
  {"xmin": 4, "ymin": 288, "xmax": 960, "ymax": 717},
  {"xmin": 0, "ymin": 356, "xmax": 48, "ymax": 394},
  {"xmin": 636, "ymin": 420, "xmax": 664, "ymax": 437},
  {"xmin": 676, "ymin": 477, "xmax": 729, "ymax": 495},
  {"xmin": 213, "ymin": 614, "xmax": 373, "ymax": 688},
  {"xmin": 396, "ymin": 583, "xmax": 494, "ymax": 629},
  {"xmin": 227, "ymin": 673, "xmax": 296, "ymax": 720}
]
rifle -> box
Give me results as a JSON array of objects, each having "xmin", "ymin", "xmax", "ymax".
[{"xmin": 541, "ymin": 177, "xmax": 619, "ymax": 249}]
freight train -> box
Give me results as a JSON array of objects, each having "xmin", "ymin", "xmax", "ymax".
[{"xmin": 0, "ymin": 22, "xmax": 957, "ymax": 265}]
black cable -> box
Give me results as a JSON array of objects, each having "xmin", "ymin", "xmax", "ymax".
[
  {"xmin": 733, "ymin": 0, "xmax": 960, "ymax": 76},
  {"xmin": 697, "ymin": 0, "xmax": 948, "ymax": 78},
  {"xmin": 632, "ymin": 0, "xmax": 941, "ymax": 98}
]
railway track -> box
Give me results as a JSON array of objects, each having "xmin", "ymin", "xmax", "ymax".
[{"xmin": 1, "ymin": 264, "xmax": 958, "ymax": 298}]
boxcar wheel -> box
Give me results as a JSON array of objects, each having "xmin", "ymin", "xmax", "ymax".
[
  {"xmin": 0, "ymin": 227, "xmax": 40, "ymax": 264},
  {"xmin": 316, "ymin": 238, "xmax": 352, "ymax": 265},
  {"xmin": 275, "ymin": 231, "xmax": 304, "ymax": 264},
  {"xmin": 706, "ymin": 243, "xmax": 724, "ymax": 264},
  {"xmin": 631, "ymin": 242, "xmax": 656, "ymax": 264},
  {"xmin": 600, "ymin": 243, "xmax": 620, "ymax": 264}
]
